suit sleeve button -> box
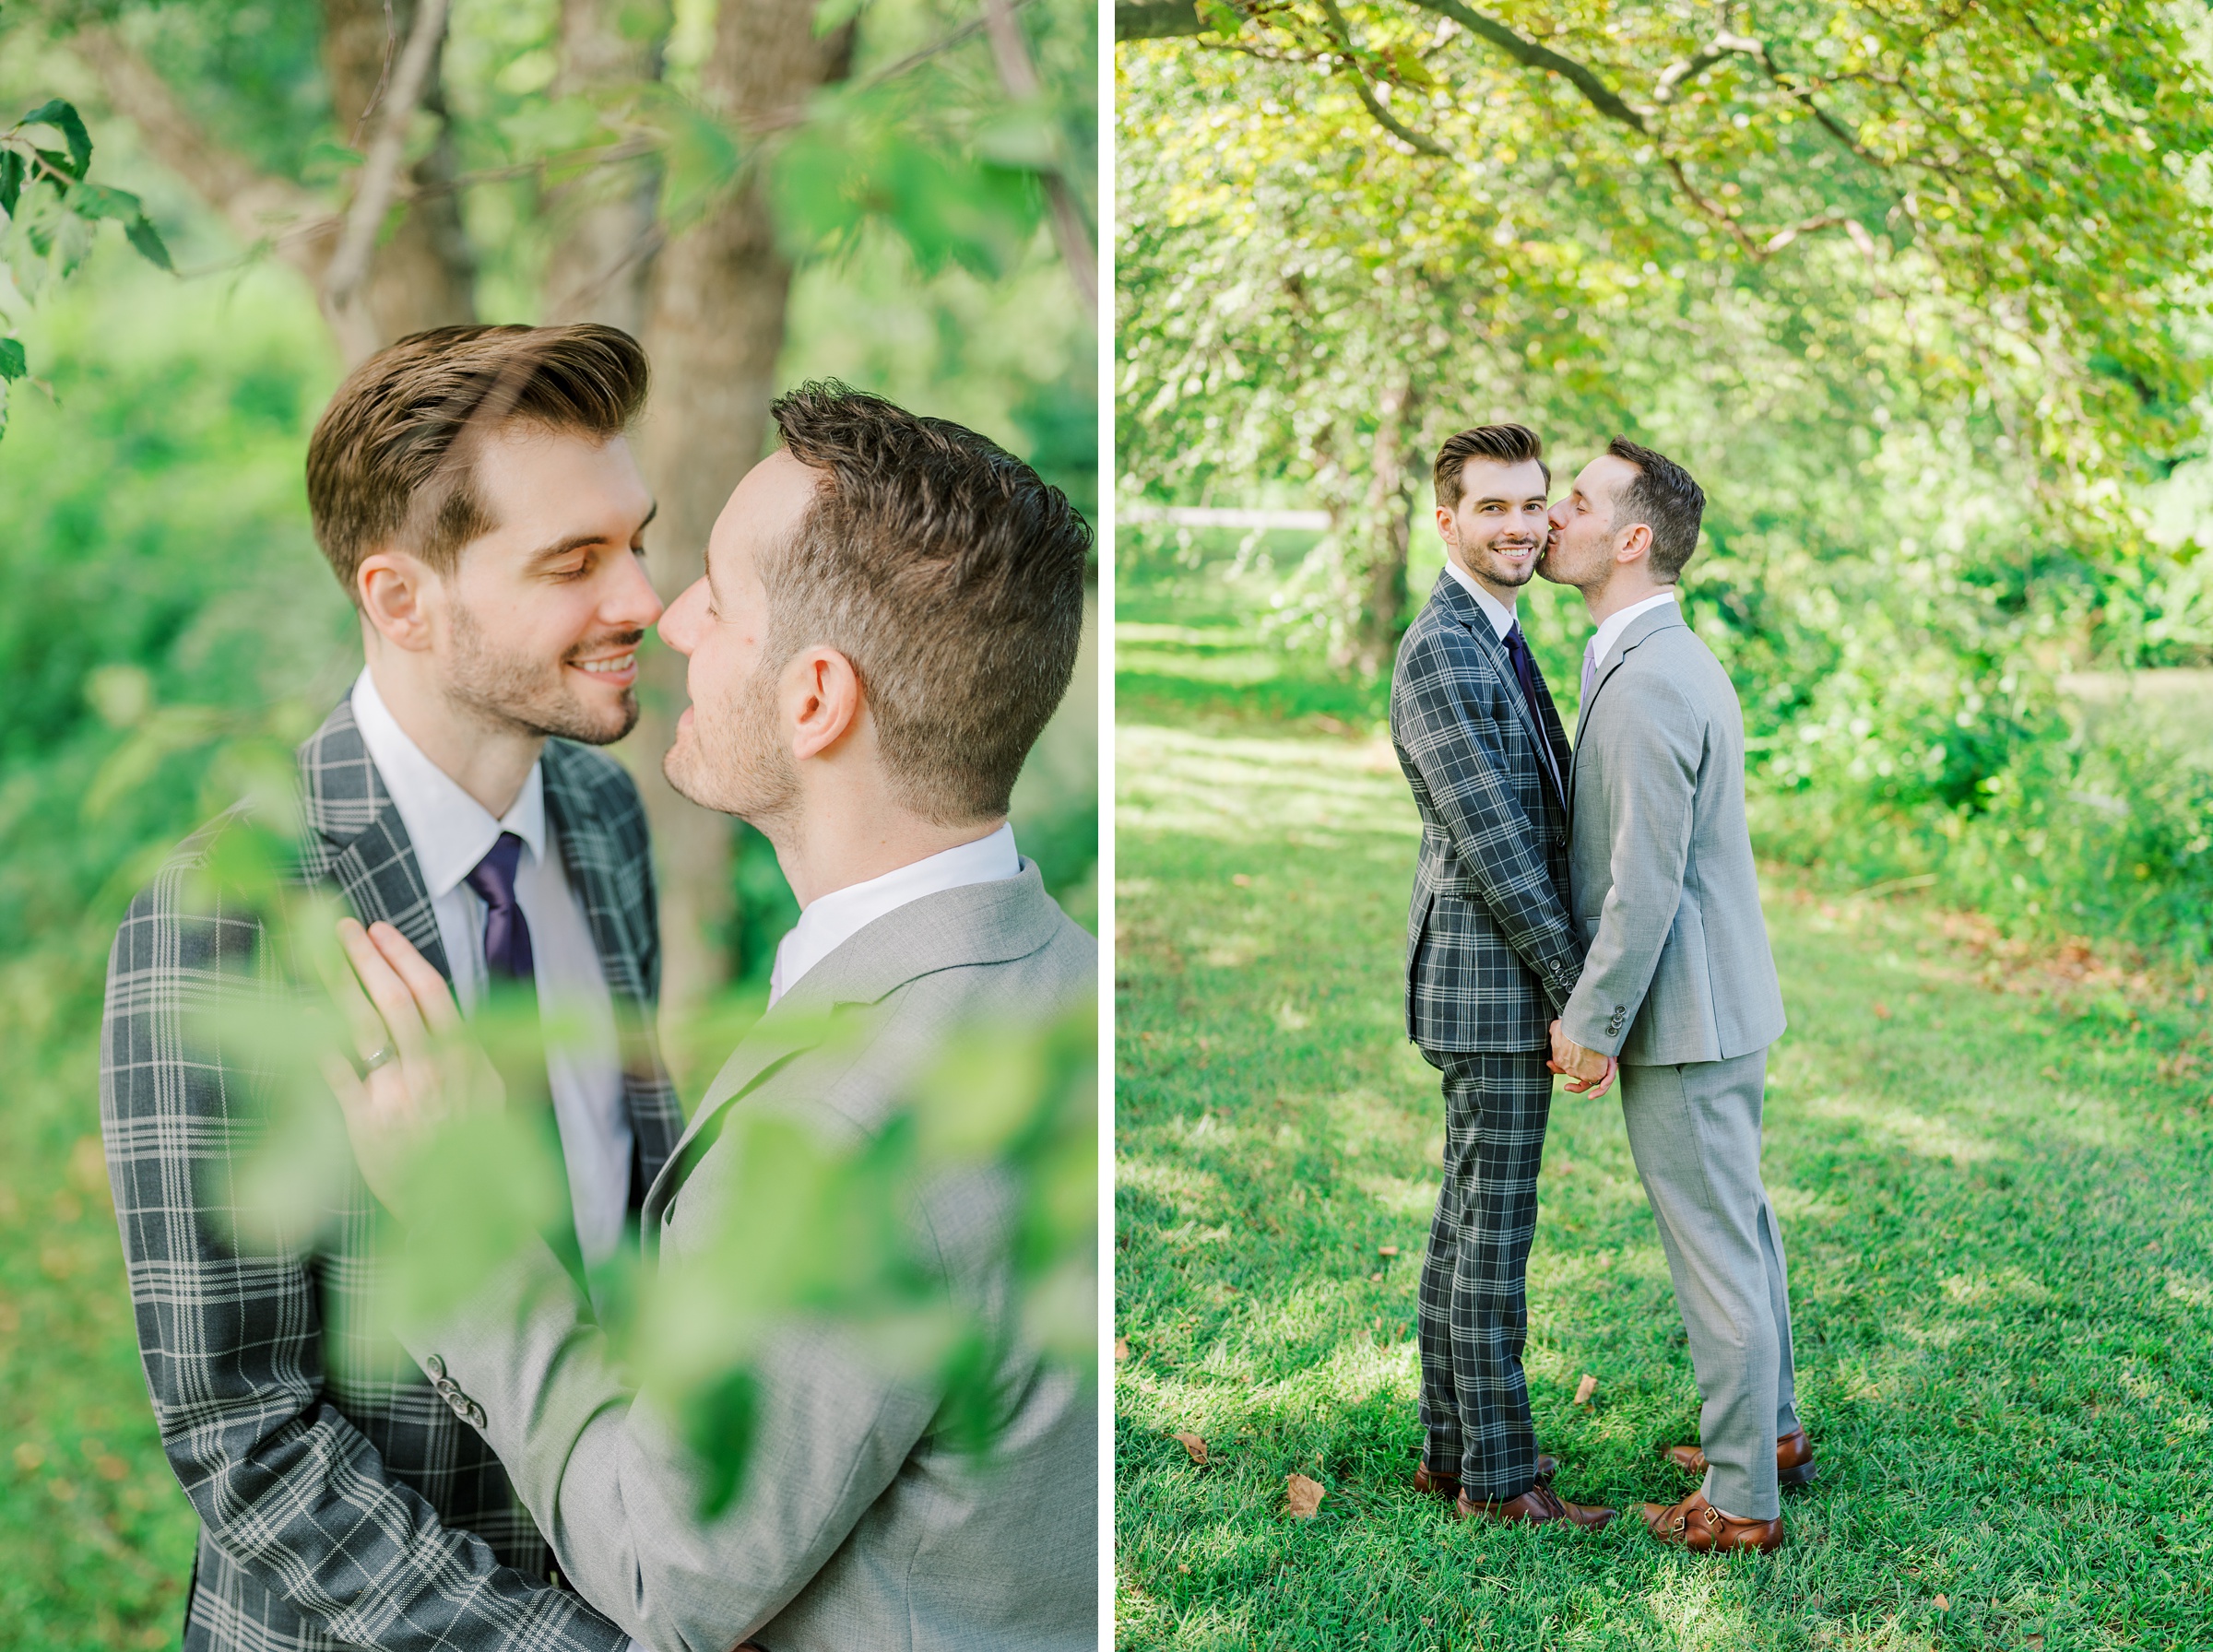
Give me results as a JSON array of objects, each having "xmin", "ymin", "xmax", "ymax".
[{"xmin": 423, "ymin": 1354, "xmax": 446, "ymax": 1381}]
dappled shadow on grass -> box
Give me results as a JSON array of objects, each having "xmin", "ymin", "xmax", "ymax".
[{"xmin": 1116, "ymin": 710, "xmax": 2213, "ymax": 1650}]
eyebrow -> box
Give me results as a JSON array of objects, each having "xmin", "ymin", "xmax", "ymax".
[
  {"xmin": 1472, "ymin": 493, "xmax": 1548, "ymax": 508},
  {"xmin": 525, "ymin": 501, "xmax": 658, "ymax": 565}
]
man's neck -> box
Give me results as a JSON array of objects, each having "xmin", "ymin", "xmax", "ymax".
[
  {"xmin": 363, "ymin": 648, "xmax": 544, "ymax": 819},
  {"xmin": 1449, "ymin": 548, "xmax": 1521, "ymax": 611},
  {"xmin": 1582, "ymin": 572, "xmax": 1671, "ymax": 628},
  {"xmin": 769, "ymin": 799, "xmax": 1009, "ymax": 909}
]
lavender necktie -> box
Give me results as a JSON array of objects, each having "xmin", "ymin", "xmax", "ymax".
[{"xmin": 463, "ymin": 832, "xmax": 583, "ymax": 1280}]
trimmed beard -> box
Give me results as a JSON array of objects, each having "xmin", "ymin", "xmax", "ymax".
[
  {"xmin": 665, "ymin": 653, "xmax": 800, "ymax": 826},
  {"xmin": 443, "ymin": 597, "xmax": 642, "ymax": 747}
]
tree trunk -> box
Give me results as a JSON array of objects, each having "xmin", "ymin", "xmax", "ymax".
[
  {"xmin": 541, "ymin": 0, "xmax": 663, "ymax": 334},
  {"xmin": 321, "ymin": 0, "xmax": 477, "ymax": 347},
  {"xmin": 631, "ymin": 0, "xmax": 851, "ymax": 1026},
  {"xmin": 1351, "ymin": 373, "xmax": 1415, "ymax": 677}
]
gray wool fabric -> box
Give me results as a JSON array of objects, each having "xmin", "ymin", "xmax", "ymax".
[
  {"xmin": 1560, "ymin": 599, "xmax": 1800, "ymax": 1520},
  {"xmin": 99, "ymin": 698, "xmax": 680, "ymax": 1652},
  {"xmin": 400, "ymin": 864, "xmax": 1099, "ymax": 1652}
]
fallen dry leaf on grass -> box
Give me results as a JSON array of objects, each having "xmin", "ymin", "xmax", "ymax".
[
  {"xmin": 1284, "ymin": 1473, "xmax": 1324, "ymax": 1519},
  {"xmin": 1172, "ymin": 1432, "xmax": 1209, "ymax": 1467},
  {"xmin": 1934, "ymin": 1595, "xmax": 1949, "ymax": 1612},
  {"xmin": 1872, "ymin": 1001, "xmax": 1892, "ymax": 1020},
  {"xmin": 1231, "ymin": 873, "xmax": 1253, "ymax": 888},
  {"xmin": 1573, "ymin": 1374, "xmax": 1598, "ymax": 1406},
  {"xmin": 1378, "ymin": 1245, "xmax": 1400, "ymax": 1258},
  {"xmin": 1115, "ymin": 1337, "xmax": 1130, "ymax": 1363}
]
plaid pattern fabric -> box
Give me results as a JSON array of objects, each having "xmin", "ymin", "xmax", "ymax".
[
  {"xmin": 1414, "ymin": 1047, "xmax": 1555, "ymax": 1498},
  {"xmin": 1391, "ymin": 572, "xmax": 1581, "ymax": 1053},
  {"xmin": 100, "ymin": 698, "xmax": 682, "ymax": 1652}
]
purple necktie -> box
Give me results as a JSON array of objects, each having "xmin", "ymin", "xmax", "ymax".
[
  {"xmin": 1504, "ymin": 623, "xmax": 1564, "ymax": 803},
  {"xmin": 463, "ymin": 832, "xmax": 535, "ymax": 992},
  {"xmin": 463, "ymin": 832, "xmax": 586, "ymax": 1280}
]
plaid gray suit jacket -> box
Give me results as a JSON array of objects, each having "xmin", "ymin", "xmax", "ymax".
[
  {"xmin": 1391, "ymin": 571, "xmax": 1582, "ymax": 1053},
  {"xmin": 99, "ymin": 697, "xmax": 683, "ymax": 1652}
]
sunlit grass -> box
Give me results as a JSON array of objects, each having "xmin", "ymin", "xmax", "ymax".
[{"xmin": 1115, "ymin": 624, "xmax": 2213, "ymax": 1650}]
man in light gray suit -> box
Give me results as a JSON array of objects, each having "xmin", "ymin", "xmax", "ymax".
[
  {"xmin": 322, "ymin": 384, "xmax": 1097, "ymax": 1648},
  {"xmin": 1538, "ymin": 438, "xmax": 1814, "ymax": 1555}
]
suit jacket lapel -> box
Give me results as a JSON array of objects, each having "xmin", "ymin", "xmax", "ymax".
[
  {"xmin": 538, "ymin": 742, "xmax": 685, "ymax": 1200},
  {"xmin": 296, "ymin": 699, "xmax": 451, "ymax": 980},
  {"xmin": 639, "ymin": 865, "xmax": 1068, "ymax": 1232},
  {"xmin": 1435, "ymin": 574, "xmax": 1567, "ymax": 812},
  {"xmin": 1568, "ymin": 603, "xmax": 1689, "ymax": 808}
]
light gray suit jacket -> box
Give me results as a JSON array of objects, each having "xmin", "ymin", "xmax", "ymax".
[
  {"xmin": 1558, "ymin": 603, "xmax": 1786, "ymax": 1067},
  {"xmin": 400, "ymin": 864, "xmax": 1098, "ymax": 1652}
]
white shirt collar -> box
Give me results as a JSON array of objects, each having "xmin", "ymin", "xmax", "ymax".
[
  {"xmin": 1443, "ymin": 558, "xmax": 1518, "ymax": 640},
  {"xmin": 349, "ymin": 668, "xmax": 548, "ymax": 899},
  {"xmin": 1582, "ymin": 588, "xmax": 1680, "ymax": 677},
  {"xmin": 768, "ymin": 822, "xmax": 1023, "ymax": 1007}
]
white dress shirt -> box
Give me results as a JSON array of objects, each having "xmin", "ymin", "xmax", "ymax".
[
  {"xmin": 768, "ymin": 822, "xmax": 1024, "ymax": 1008},
  {"xmin": 1443, "ymin": 556, "xmax": 1518, "ymax": 640},
  {"xmin": 349, "ymin": 670, "xmax": 633, "ymax": 1269},
  {"xmin": 1580, "ymin": 589, "xmax": 1680, "ymax": 711}
]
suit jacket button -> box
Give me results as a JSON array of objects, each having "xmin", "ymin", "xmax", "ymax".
[
  {"xmin": 423, "ymin": 1354, "xmax": 446, "ymax": 1381},
  {"xmin": 467, "ymin": 1402, "xmax": 487, "ymax": 1428}
]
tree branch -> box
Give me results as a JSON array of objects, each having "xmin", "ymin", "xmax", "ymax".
[
  {"xmin": 980, "ymin": 0, "xmax": 1097, "ymax": 316},
  {"xmin": 324, "ymin": 0, "xmax": 450, "ymax": 349},
  {"xmin": 1317, "ymin": 0, "xmax": 1447, "ymax": 155},
  {"xmin": 1397, "ymin": 0, "xmax": 1647, "ymax": 133}
]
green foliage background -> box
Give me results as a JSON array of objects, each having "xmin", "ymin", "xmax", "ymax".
[
  {"xmin": 0, "ymin": 1, "xmax": 1097, "ymax": 1642},
  {"xmin": 1117, "ymin": 1, "xmax": 2213, "ymax": 969}
]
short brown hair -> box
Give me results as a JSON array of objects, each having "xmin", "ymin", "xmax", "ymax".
[
  {"xmin": 1433, "ymin": 423, "xmax": 1549, "ymax": 508},
  {"xmin": 764, "ymin": 381, "xmax": 1091, "ymax": 824},
  {"xmin": 1605, "ymin": 436, "xmax": 1706, "ymax": 582},
  {"xmin": 305, "ymin": 324, "xmax": 649, "ymax": 601}
]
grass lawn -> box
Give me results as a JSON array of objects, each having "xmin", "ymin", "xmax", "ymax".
[
  {"xmin": 1112, "ymin": 609, "xmax": 2213, "ymax": 1649},
  {"xmin": 0, "ymin": 957, "xmax": 198, "ymax": 1651}
]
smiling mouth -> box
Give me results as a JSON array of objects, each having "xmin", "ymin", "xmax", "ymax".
[{"xmin": 569, "ymin": 652, "xmax": 636, "ymax": 677}]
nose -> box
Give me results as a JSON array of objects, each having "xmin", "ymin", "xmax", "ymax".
[
  {"xmin": 657, "ymin": 576, "xmax": 706, "ymax": 658},
  {"xmin": 608, "ymin": 550, "xmax": 667, "ymax": 630},
  {"xmin": 1547, "ymin": 501, "xmax": 1568, "ymax": 529}
]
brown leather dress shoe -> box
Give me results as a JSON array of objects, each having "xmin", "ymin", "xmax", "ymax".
[
  {"xmin": 1456, "ymin": 1483, "xmax": 1616, "ymax": 1530},
  {"xmin": 1661, "ymin": 1426, "xmax": 1817, "ymax": 1487},
  {"xmin": 1639, "ymin": 1489, "xmax": 1782, "ymax": 1553},
  {"xmin": 1414, "ymin": 1454, "xmax": 1560, "ymax": 1502}
]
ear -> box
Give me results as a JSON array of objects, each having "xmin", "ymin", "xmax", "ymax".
[
  {"xmin": 1614, "ymin": 521, "xmax": 1655, "ymax": 565},
  {"xmin": 1434, "ymin": 504, "xmax": 1457, "ymax": 547},
  {"xmin": 358, "ymin": 550, "xmax": 440, "ymax": 653},
  {"xmin": 785, "ymin": 646, "xmax": 865, "ymax": 761}
]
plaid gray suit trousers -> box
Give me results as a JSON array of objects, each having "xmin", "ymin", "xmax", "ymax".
[{"xmin": 99, "ymin": 698, "xmax": 682, "ymax": 1652}]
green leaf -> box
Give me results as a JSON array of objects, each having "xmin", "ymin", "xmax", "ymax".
[
  {"xmin": 17, "ymin": 100, "xmax": 91, "ymax": 180},
  {"xmin": 66, "ymin": 181, "xmax": 144, "ymax": 222},
  {"xmin": 813, "ymin": 0, "xmax": 869, "ymax": 36},
  {"xmin": 1197, "ymin": 0, "xmax": 1243, "ymax": 37},
  {"xmin": 125, "ymin": 214, "xmax": 174, "ymax": 272},
  {"xmin": 0, "ymin": 149, "xmax": 21, "ymax": 218},
  {"xmin": 0, "ymin": 337, "xmax": 24, "ymax": 382}
]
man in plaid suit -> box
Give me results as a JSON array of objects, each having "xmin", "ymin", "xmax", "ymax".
[
  {"xmin": 100, "ymin": 324, "xmax": 683, "ymax": 1650},
  {"xmin": 1390, "ymin": 423, "xmax": 1616, "ymax": 1528}
]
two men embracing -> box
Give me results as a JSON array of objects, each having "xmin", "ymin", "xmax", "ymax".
[
  {"xmin": 100, "ymin": 324, "xmax": 1095, "ymax": 1651},
  {"xmin": 1392, "ymin": 423, "xmax": 1811, "ymax": 1552}
]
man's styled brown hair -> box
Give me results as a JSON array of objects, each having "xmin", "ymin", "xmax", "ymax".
[
  {"xmin": 1432, "ymin": 422, "xmax": 1549, "ymax": 508},
  {"xmin": 763, "ymin": 381, "xmax": 1092, "ymax": 825},
  {"xmin": 305, "ymin": 324, "xmax": 650, "ymax": 601},
  {"xmin": 1605, "ymin": 436, "xmax": 1706, "ymax": 583}
]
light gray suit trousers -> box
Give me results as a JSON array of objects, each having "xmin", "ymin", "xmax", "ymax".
[{"xmin": 1559, "ymin": 602, "xmax": 1800, "ymax": 1519}]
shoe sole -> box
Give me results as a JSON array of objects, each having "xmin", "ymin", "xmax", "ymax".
[{"xmin": 1779, "ymin": 1461, "xmax": 1818, "ymax": 1487}]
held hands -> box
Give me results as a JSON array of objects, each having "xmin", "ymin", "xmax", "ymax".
[
  {"xmin": 1547, "ymin": 1019, "xmax": 1617, "ymax": 1098},
  {"xmin": 320, "ymin": 917, "xmax": 505, "ymax": 1217}
]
